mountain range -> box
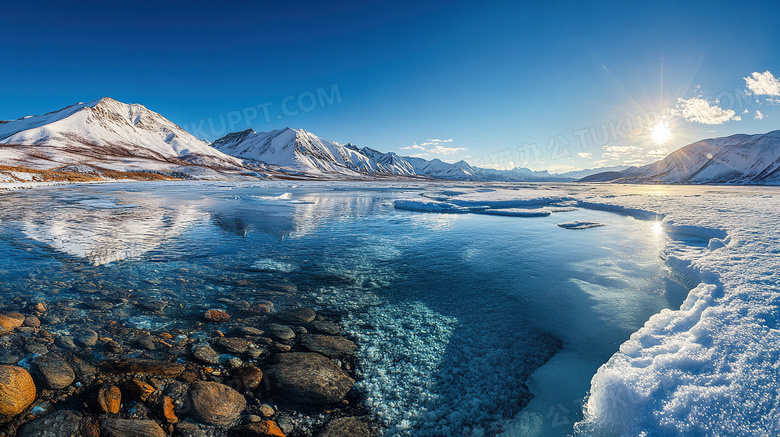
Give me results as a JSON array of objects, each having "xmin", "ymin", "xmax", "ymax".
[
  {"xmin": 582, "ymin": 130, "xmax": 780, "ymax": 184},
  {"xmin": 1, "ymin": 98, "xmax": 777, "ymax": 185}
]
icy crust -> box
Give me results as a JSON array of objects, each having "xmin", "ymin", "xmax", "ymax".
[{"xmin": 395, "ymin": 184, "xmax": 780, "ymax": 436}]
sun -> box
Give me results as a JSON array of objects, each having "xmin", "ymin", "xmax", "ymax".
[{"xmin": 651, "ymin": 121, "xmax": 671, "ymax": 144}]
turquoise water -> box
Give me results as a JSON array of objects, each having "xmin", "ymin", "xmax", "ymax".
[{"xmin": 0, "ymin": 181, "xmax": 687, "ymax": 435}]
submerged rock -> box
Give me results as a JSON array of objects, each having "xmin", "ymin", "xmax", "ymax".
[
  {"xmin": 204, "ymin": 309, "xmax": 231, "ymax": 323},
  {"xmin": 188, "ymin": 381, "xmax": 246, "ymax": 426},
  {"xmin": 32, "ymin": 353, "xmax": 75, "ymax": 389},
  {"xmin": 192, "ymin": 344, "xmax": 220, "ymax": 365},
  {"xmin": 101, "ymin": 358, "xmax": 185, "ymax": 377},
  {"xmin": 239, "ymin": 420, "xmax": 287, "ymax": 436},
  {"xmin": 100, "ymin": 419, "xmax": 166, "ymax": 437},
  {"xmin": 0, "ymin": 313, "xmax": 25, "ymax": 330},
  {"xmin": 263, "ymin": 353, "xmax": 355, "ymax": 405},
  {"xmin": 318, "ymin": 416, "xmax": 376, "ymax": 437},
  {"xmin": 0, "ymin": 365, "xmax": 36, "ymax": 416},
  {"xmin": 275, "ymin": 308, "xmax": 316, "ymax": 325},
  {"xmin": 18, "ymin": 410, "xmax": 83, "ymax": 437},
  {"xmin": 299, "ymin": 334, "xmax": 357, "ymax": 358},
  {"xmin": 74, "ymin": 328, "xmax": 98, "ymax": 347},
  {"xmin": 265, "ymin": 324, "xmax": 295, "ymax": 341},
  {"xmin": 97, "ymin": 385, "xmax": 122, "ymax": 414}
]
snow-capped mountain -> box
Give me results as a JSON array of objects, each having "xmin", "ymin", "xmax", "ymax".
[
  {"xmin": 0, "ymin": 98, "xmax": 248, "ymax": 178},
  {"xmin": 583, "ymin": 130, "xmax": 780, "ymax": 184}
]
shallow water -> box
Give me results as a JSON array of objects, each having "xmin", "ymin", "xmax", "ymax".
[{"xmin": 0, "ymin": 181, "xmax": 687, "ymax": 435}]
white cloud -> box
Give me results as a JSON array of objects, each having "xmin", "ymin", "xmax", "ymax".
[
  {"xmin": 591, "ymin": 160, "xmax": 609, "ymax": 167},
  {"xmin": 755, "ymin": 110, "xmax": 765, "ymax": 120},
  {"xmin": 429, "ymin": 145, "xmax": 466, "ymax": 155},
  {"xmin": 648, "ymin": 147, "xmax": 668, "ymax": 158},
  {"xmin": 673, "ymin": 97, "xmax": 739, "ymax": 125},
  {"xmin": 401, "ymin": 144, "xmax": 426, "ymax": 151},
  {"xmin": 577, "ymin": 152, "xmax": 592, "ymax": 159},
  {"xmin": 743, "ymin": 108, "xmax": 749, "ymax": 114},
  {"xmin": 546, "ymin": 164, "xmax": 579, "ymax": 173},
  {"xmin": 744, "ymin": 71, "xmax": 780, "ymax": 96}
]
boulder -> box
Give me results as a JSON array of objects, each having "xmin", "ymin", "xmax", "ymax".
[
  {"xmin": 0, "ymin": 365, "xmax": 36, "ymax": 416},
  {"xmin": 263, "ymin": 353, "xmax": 354, "ymax": 405},
  {"xmin": 188, "ymin": 381, "xmax": 246, "ymax": 426}
]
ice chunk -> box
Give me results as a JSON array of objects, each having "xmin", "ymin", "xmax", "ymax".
[
  {"xmin": 478, "ymin": 208, "xmax": 552, "ymax": 217},
  {"xmin": 393, "ymin": 199, "xmax": 470, "ymax": 213},
  {"xmin": 557, "ymin": 221, "xmax": 606, "ymax": 229}
]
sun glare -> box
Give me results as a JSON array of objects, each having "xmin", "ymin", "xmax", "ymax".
[{"xmin": 651, "ymin": 121, "xmax": 671, "ymax": 145}]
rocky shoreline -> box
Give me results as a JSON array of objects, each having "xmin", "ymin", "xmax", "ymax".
[{"xmin": 0, "ymin": 300, "xmax": 377, "ymax": 437}]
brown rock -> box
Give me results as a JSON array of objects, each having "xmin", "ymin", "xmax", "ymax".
[
  {"xmin": 101, "ymin": 359, "xmax": 185, "ymax": 377},
  {"xmin": 0, "ymin": 365, "xmax": 36, "ymax": 416},
  {"xmin": 123, "ymin": 379, "xmax": 155, "ymax": 401},
  {"xmin": 229, "ymin": 366, "xmax": 263, "ymax": 391},
  {"xmin": 23, "ymin": 316, "xmax": 41, "ymax": 328},
  {"xmin": 204, "ymin": 309, "xmax": 231, "ymax": 323},
  {"xmin": 161, "ymin": 396, "xmax": 179, "ymax": 424},
  {"xmin": 215, "ymin": 337, "xmax": 250, "ymax": 354},
  {"xmin": 240, "ymin": 420, "xmax": 287, "ymax": 437},
  {"xmin": 188, "ymin": 381, "xmax": 246, "ymax": 426},
  {"xmin": 299, "ymin": 334, "xmax": 357, "ymax": 358},
  {"xmin": 318, "ymin": 416, "xmax": 376, "ymax": 437},
  {"xmin": 34, "ymin": 302, "xmax": 47, "ymax": 313},
  {"xmin": 98, "ymin": 385, "xmax": 122, "ymax": 414},
  {"xmin": 100, "ymin": 419, "xmax": 166, "ymax": 437},
  {"xmin": 0, "ymin": 313, "xmax": 25, "ymax": 330},
  {"xmin": 275, "ymin": 308, "xmax": 316, "ymax": 324},
  {"xmin": 263, "ymin": 353, "xmax": 355, "ymax": 405}
]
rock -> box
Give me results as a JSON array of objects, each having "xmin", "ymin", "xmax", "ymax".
[
  {"xmin": 231, "ymin": 325, "xmax": 264, "ymax": 336},
  {"xmin": 98, "ymin": 385, "xmax": 122, "ymax": 414},
  {"xmin": 0, "ymin": 365, "xmax": 36, "ymax": 416},
  {"xmin": 18, "ymin": 410, "xmax": 83, "ymax": 437},
  {"xmin": 239, "ymin": 420, "xmax": 287, "ymax": 437},
  {"xmin": 161, "ymin": 396, "xmax": 178, "ymax": 424},
  {"xmin": 291, "ymin": 326, "xmax": 308, "ymax": 335},
  {"xmin": 229, "ymin": 366, "xmax": 263, "ymax": 392},
  {"xmin": 318, "ymin": 416, "xmax": 376, "ymax": 437},
  {"xmin": 0, "ymin": 313, "xmax": 25, "ymax": 330},
  {"xmin": 247, "ymin": 346, "xmax": 270, "ymax": 360},
  {"xmin": 101, "ymin": 359, "xmax": 185, "ymax": 377},
  {"xmin": 100, "ymin": 419, "xmax": 166, "ymax": 437},
  {"xmin": 204, "ymin": 309, "xmax": 230, "ymax": 323},
  {"xmin": 74, "ymin": 328, "xmax": 98, "ymax": 347},
  {"xmin": 0, "ymin": 351, "xmax": 21, "ymax": 365},
  {"xmin": 25, "ymin": 343, "xmax": 49, "ymax": 355},
  {"xmin": 275, "ymin": 308, "xmax": 316, "ymax": 325},
  {"xmin": 34, "ymin": 302, "xmax": 47, "ymax": 313},
  {"xmin": 188, "ymin": 381, "xmax": 246, "ymax": 426},
  {"xmin": 263, "ymin": 353, "xmax": 355, "ymax": 405},
  {"xmin": 299, "ymin": 334, "xmax": 357, "ymax": 358},
  {"xmin": 174, "ymin": 422, "xmax": 209, "ymax": 437},
  {"xmin": 85, "ymin": 300, "xmax": 114, "ymax": 310},
  {"xmin": 276, "ymin": 415, "xmax": 294, "ymax": 435},
  {"xmin": 122, "ymin": 379, "xmax": 155, "ymax": 401},
  {"xmin": 265, "ymin": 324, "xmax": 295, "ymax": 341},
  {"xmin": 55, "ymin": 335, "xmax": 77, "ymax": 350},
  {"xmin": 23, "ymin": 316, "xmax": 41, "ymax": 328},
  {"xmin": 258, "ymin": 404, "xmax": 275, "ymax": 418},
  {"xmin": 310, "ymin": 320, "xmax": 340, "ymax": 335},
  {"xmin": 31, "ymin": 354, "xmax": 75, "ymax": 389},
  {"xmin": 136, "ymin": 335, "xmax": 157, "ymax": 350},
  {"xmin": 215, "ymin": 337, "xmax": 250, "ymax": 354},
  {"xmin": 192, "ymin": 344, "xmax": 219, "ymax": 364}
]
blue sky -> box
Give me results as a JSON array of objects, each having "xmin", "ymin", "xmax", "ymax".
[{"xmin": 1, "ymin": 0, "xmax": 779, "ymax": 172}]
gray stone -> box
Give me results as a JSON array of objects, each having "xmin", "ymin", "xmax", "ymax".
[
  {"xmin": 265, "ymin": 323, "xmax": 295, "ymax": 341},
  {"xmin": 18, "ymin": 410, "xmax": 83, "ymax": 437},
  {"xmin": 32, "ymin": 354, "xmax": 75, "ymax": 389},
  {"xmin": 263, "ymin": 352, "xmax": 354, "ymax": 405},
  {"xmin": 188, "ymin": 381, "xmax": 246, "ymax": 426},
  {"xmin": 300, "ymin": 334, "xmax": 357, "ymax": 359},
  {"xmin": 318, "ymin": 416, "xmax": 376, "ymax": 437},
  {"xmin": 192, "ymin": 344, "xmax": 220, "ymax": 365},
  {"xmin": 74, "ymin": 328, "xmax": 98, "ymax": 348},
  {"xmin": 100, "ymin": 419, "xmax": 166, "ymax": 437},
  {"xmin": 310, "ymin": 320, "xmax": 340, "ymax": 335}
]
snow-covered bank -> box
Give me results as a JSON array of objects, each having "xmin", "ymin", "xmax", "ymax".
[{"xmin": 394, "ymin": 183, "xmax": 780, "ymax": 435}]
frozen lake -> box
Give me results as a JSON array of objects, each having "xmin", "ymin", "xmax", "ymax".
[{"xmin": 0, "ymin": 181, "xmax": 689, "ymax": 436}]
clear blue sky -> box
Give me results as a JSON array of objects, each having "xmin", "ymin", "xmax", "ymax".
[{"xmin": 1, "ymin": 0, "xmax": 779, "ymax": 172}]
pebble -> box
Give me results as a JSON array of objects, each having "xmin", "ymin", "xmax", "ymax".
[
  {"xmin": 75, "ymin": 328, "xmax": 99, "ymax": 347},
  {"xmin": 0, "ymin": 365, "xmax": 36, "ymax": 416},
  {"xmin": 258, "ymin": 404, "xmax": 275, "ymax": 418},
  {"xmin": 240, "ymin": 420, "xmax": 287, "ymax": 437},
  {"xmin": 23, "ymin": 316, "xmax": 41, "ymax": 328},
  {"xmin": 100, "ymin": 359, "xmax": 185, "ymax": 377},
  {"xmin": 192, "ymin": 344, "xmax": 220, "ymax": 365},
  {"xmin": 229, "ymin": 366, "xmax": 264, "ymax": 392},
  {"xmin": 122, "ymin": 379, "xmax": 155, "ymax": 402},
  {"xmin": 56, "ymin": 335, "xmax": 77, "ymax": 350},
  {"xmin": 204, "ymin": 309, "xmax": 231, "ymax": 323},
  {"xmin": 188, "ymin": 381, "xmax": 247, "ymax": 426},
  {"xmin": 136, "ymin": 335, "xmax": 157, "ymax": 350},
  {"xmin": 265, "ymin": 324, "xmax": 295, "ymax": 341},
  {"xmin": 85, "ymin": 300, "xmax": 114, "ymax": 310}
]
